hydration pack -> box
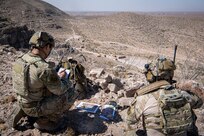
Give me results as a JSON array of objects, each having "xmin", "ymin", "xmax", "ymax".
[{"xmin": 157, "ymin": 88, "xmax": 193, "ymax": 135}]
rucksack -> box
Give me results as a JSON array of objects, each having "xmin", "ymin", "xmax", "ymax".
[
  {"xmin": 70, "ymin": 63, "xmax": 86, "ymax": 84},
  {"xmin": 156, "ymin": 88, "xmax": 193, "ymax": 135},
  {"xmin": 131, "ymin": 81, "xmax": 193, "ymax": 135},
  {"xmin": 62, "ymin": 59, "xmax": 86, "ymax": 84},
  {"xmin": 66, "ymin": 60, "xmax": 88, "ymax": 96}
]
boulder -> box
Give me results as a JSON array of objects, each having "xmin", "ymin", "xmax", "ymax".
[
  {"xmin": 103, "ymin": 74, "xmax": 112, "ymax": 83},
  {"xmin": 112, "ymin": 78, "xmax": 123, "ymax": 89},
  {"xmin": 118, "ymin": 97, "xmax": 135, "ymax": 107},
  {"xmin": 117, "ymin": 90, "xmax": 125, "ymax": 98},
  {"xmin": 94, "ymin": 92, "xmax": 102, "ymax": 100},
  {"xmin": 125, "ymin": 83, "xmax": 144, "ymax": 97},
  {"xmin": 0, "ymin": 24, "xmax": 34, "ymax": 49},
  {"xmin": 107, "ymin": 83, "xmax": 119, "ymax": 93},
  {"xmin": 89, "ymin": 68, "xmax": 105, "ymax": 78},
  {"xmin": 110, "ymin": 92, "xmax": 118, "ymax": 100},
  {"xmin": 95, "ymin": 79, "xmax": 108, "ymax": 89}
]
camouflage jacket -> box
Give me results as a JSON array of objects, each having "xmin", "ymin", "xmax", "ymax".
[{"xmin": 13, "ymin": 52, "xmax": 69, "ymax": 104}]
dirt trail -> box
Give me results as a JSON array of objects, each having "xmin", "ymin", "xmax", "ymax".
[{"xmin": 64, "ymin": 27, "xmax": 152, "ymax": 70}]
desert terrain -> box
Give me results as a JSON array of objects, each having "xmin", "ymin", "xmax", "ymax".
[{"xmin": 0, "ymin": 0, "xmax": 204, "ymax": 135}]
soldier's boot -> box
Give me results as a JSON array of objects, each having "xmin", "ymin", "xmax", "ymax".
[
  {"xmin": 8, "ymin": 105, "xmax": 26, "ymax": 129},
  {"xmin": 33, "ymin": 117, "xmax": 63, "ymax": 132}
]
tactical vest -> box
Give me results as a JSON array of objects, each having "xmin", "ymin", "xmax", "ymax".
[
  {"xmin": 142, "ymin": 83, "xmax": 193, "ymax": 135},
  {"xmin": 12, "ymin": 58, "xmax": 38, "ymax": 97}
]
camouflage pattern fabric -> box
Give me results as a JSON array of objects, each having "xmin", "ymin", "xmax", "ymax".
[
  {"xmin": 21, "ymin": 89, "xmax": 77, "ymax": 120},
  {"xmin": 126, "ymin": 83, "xmax": 202, "ymax": 136},
  {"xmin": 12, "ymin": 52, "xmax": 75, "ymax": 120},
  {"xmin": 29, "ymin": 31, "xmax": 55, "ymax": 48},
  {"xmin": 143, "ymin": 57, "xmax": 176, "ymax": 83}
]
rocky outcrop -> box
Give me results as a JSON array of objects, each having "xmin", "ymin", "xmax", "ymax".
[
  {"xmin": 0, "ymin": 16, "xmax": 34, "ymax": 49},
  {"xmin": 0, "ymin": 0, "xmax": 71, "ymax": 31}
]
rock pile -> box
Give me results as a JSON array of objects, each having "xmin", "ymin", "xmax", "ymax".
[{"xmin": 88, "ymin": 68, "xmax": 144, "ymax": 107}]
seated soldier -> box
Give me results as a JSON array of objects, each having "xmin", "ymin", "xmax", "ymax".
[
  {"xmin": 125, "ymin": 57, "xmax": 203, "ymax": 136},
  {"xmin": 11, "ymin": 31, "xmax": 78, "ymax": 132}
]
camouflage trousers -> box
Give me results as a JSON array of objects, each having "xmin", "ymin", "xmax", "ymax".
[{"xmin": 20, "ymin": 88, "xmax": 78, "ymax": 121}]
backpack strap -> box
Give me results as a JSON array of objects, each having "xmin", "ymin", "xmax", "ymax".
[
  {"xmin": 20, "ymin": 58, "xmax": 41, "ymax": 92},
  {"xmin": 134, "ymin": 80, "xmax": 170, "ymax": 97}
]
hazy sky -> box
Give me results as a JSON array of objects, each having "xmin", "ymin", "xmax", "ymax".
[{"xmin": 43, "ymin": 0, "xmax": 204, "ymax": 12}]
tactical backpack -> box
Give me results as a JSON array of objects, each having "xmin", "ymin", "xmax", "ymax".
[
  {"xmin": 61, "ymin": 59, "xmax": 86, "ymax": 85},
  {"xmin": 12, "ymin": 58, "xmax": 38, "ymax": 97},
  {"xmin": 69, "ymin": 63, "xmax": 86, "ymax": 85},
  {"xmin": 130, "ymin": 81, "xmax": 193, "ymax": 135},
  {"xmin": 156, "ymin": 88, "xmax": 193, "ymax": 135}
]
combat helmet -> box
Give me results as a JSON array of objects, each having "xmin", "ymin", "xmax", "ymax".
[
  {"xmin": 29, "ymin": 31, "xmax": 55, "ymax": 48},
  {"xmin": 144, "ymin": 56, "xmax": 176, "ymax": 83}
]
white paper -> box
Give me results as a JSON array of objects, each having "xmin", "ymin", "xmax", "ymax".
[
  {"xmin": 58, "ymin": 68, "xmax": 70, "ymax": 79},
  {"xmin": 76, "ymin": 102, "xmax": 100, "ymax": 113}
]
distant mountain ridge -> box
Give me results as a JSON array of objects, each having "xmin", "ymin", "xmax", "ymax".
[{"xmin": 74, "ymin": 12, "xmax": 204, "ymax": 48}]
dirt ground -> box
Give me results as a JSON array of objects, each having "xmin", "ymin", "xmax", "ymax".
[{"xmin": 1, "ymin": 0, "xmax": 204, "ymax": 135}]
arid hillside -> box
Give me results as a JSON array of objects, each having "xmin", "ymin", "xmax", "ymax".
[
  {"xmin": 1, "ymin": 0, "xmax": 204, "ymax": 135},
  {"xmin": 72, "ymin": 12, "xmax": 204, "ymax": 58},
  {"xmin": 70, "ymin": 12, "xmax": 204, "ymax": 81},
  {"xmin": 0, "ymin": 0, "xmax": 73, "ymax": 36}
]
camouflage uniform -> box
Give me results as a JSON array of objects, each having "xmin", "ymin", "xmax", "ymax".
[
  {"xmin": 125, "ymin": 57, "xmax": 203, "ymax": 136},
  {"xmin": 126, "ymin": 83, "xmax": 202, "ymax": 136},
  {"xmin": 11, "ymin": 32, "xmax": 78, "ymax": 130},
  {"xmin": 13, "ymin": 52, "xmax": 76, "ymax": 121}
]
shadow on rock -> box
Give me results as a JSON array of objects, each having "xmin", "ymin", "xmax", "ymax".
[{"xmin": 78, "ymin": 78, "xmax": 101, "ymax": 100}]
